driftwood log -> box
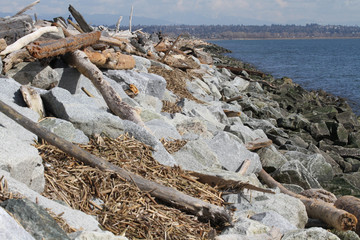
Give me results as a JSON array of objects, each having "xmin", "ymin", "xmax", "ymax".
[
  {"xmin": 0, "ymin": 15, "xmax": 33, "ymax": 45},
  {"xmin": 0, "ymin": 99, "xmax": 232, "ymax": 227},
  {"xmin": 1, "ymin": 26, "xmax": 60, "ymax": 56},
  {"xmin": 258, "ymin": 169, "xmax": 357, "ymax": 231},
  {"xmin": 84, "ymin": 48, "xmax": 135, "ymax": 70},
  {"xmin": 68, "ymin": 4, "xmax": 93, "ymax": 33},
  {"xmin": 26, "ymin": 31, "xmax": 101, "ymax": 59},
  {"xmin": 335, "ymin": 196, "xmax": 360, "ymax": 235},
  {"xmin": 2, "ymin": 49, "xmax": 34, "ymax": 74},
  {"xmin": 63, "ymin": 50, "xmax": 145, "ymax": 127}
]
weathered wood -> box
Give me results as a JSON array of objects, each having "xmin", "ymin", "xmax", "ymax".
[
  {"xmin": 258, "ymin": 169, "xmax": 357, "ymax": 231},
  {"xmin": 335, "ymin": 196, "xmax": 360, "ymax": 235},
  {"xmin": 2, "ymin": 49, "xmax": 34, "ymax": 73},
  {"xmin": 115, "ymin": 16, "xmax": 123, "ymax": 33},
  {"xmin": 224, "ymin": 95, "xmax": 243, "ymax": 103},
  {"xmin": 300, "ymin": 189, "xmax": 337, "ymax": 203},
  {"xmin": 20, "ymin": 85, "xmax": 45, "ymax": 119},
  {"xmin": 1, "ymin": 26, "xmax": 59, "ymax": 56},
  {"xmin": 84, "ymin": 48, "xmax": 135, "ymax": 70},
  {"xmin": 0, "ymin": 99, "xmax": 232, "ymax": 228},
  {"xmin": 129, "ymin": 5, "xmax": 134, "ymax": 32},
  {"xmin": 63, "ymin": 50, "xmax": 145, "ymax": 127},
  {"xmin": 0, "ymin": 38, "xmax": 6, "ymax": 52},
  {"xmin": 223, "ymin": 110, "xmax": 241, "ymax": 118},
  {"xmin": 189, "ymin": 171, "xmax": 274, "ymax": 194},
  {"xmin": 0, "ymin": 15, "xmax": 33, "ymax": 45},
  {"xmin": 245, "ymin": 138, "xmax": 273, "ymax": 151},
  {"xmin": 68, "ymin": 4, "xmax": 93, "ymax": 33},
  {"xmin": 67, "ymin": 19, "xmax": 84, "ymax": 34},
  {"xmin": 161, "ymin": 34, "xmax": 182, "ymax": 62},
  {"xmin": 26, "ymin": 31, "xmax": 100, "ymax": 59},
  {"xmin": 13, "ymin": 0, "xmax": 40, "ymax": 17}
]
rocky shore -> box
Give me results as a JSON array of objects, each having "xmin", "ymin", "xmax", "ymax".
[{"xmin": 1, "ymin": 12, "xmax": 360, "ymax": 240}]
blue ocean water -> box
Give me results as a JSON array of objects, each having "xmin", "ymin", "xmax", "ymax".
[{"xmin": 210, "ymin": 39, "xmax": 360, "ymax": 116}]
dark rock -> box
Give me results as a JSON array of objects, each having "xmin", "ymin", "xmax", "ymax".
[
  {"xmin": 349, "ymin": 132, "xmax": 360, "ymax": 148},
  {"xmin": 310, "ymin": 122, "xmax": 330, "ymax": 141},
  {"xmin": 0, "ymin": 199, "xmax": 70, "ymax": 240},
  {"xmin": 322, "ymin": 174, "xmax": 360, "ymax": 198},
  {"xmin": 336, "ymin": 111, "xmax": 360, "ymax": 130},
  {"xmin": 327, "ymin": 122, "xmax": 349, "ymax": 145}
]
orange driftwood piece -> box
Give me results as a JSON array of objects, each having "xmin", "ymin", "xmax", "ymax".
[
  {"xmin": 245, "ymin": 138, "xmax": 273, "ymax": 151},
  {"xmin": 258, "ymin": 169, "xmax": 357, "ymax": 231},
  {"xmin": 26, "ymin": 31, "xmax": 101, "ymax": 59},
  {"xmin": 84, "ymin": 48, "xmax": 135, "ymax": 70},
  {"xmin": 335, "ymin": 196, "xmax": 360, "ymax": 235}
]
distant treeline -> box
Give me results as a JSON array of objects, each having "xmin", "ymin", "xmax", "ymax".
[{"xmin": 117, "ymin": 23, "xmax": 360, "ymax": 39}]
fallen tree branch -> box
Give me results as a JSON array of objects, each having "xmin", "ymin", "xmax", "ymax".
[
  {"xmin": 335, "ymin": 196, "xmax": 360, "ymax": 235},
  {"xmin": 161, "ymin": 34, "xmax": 182, "ymax": 62},
  {"xmin": 258, "ymin": 169, "xmax": 357, "ymax": 231},
  {"xmin": 0, "ymin": 26, "xmax": 59, "ymax": 56},
  {"xmin": 68, "ymin": 4, "xmax": 93, "ymax": 33},
  {"xmin": 13, "ymin": 0, "xmax": 40, "ymax": 17},
  {"xmin": 67, "ymin": 19, "xmax": 84, "ymax": 34},
  {"xmin": 26, "ymin": 31, "xmax": 101, "ymax": 59},
  {"xmin": 0, "ymin": 99, "xmax": 232, "ymax": 228},
  {"xmin": 63, "ymin": 50, "xmax": 145, "ymax": 127}
]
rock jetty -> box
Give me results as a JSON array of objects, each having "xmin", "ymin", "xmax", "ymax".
[{"xmin": 1, "ymin": 5, "xmax": 360, "ymax": 240}]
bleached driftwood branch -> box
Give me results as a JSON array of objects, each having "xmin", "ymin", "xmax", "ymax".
[
  {"xmin": 13, "ymin": 0, "xmax": 40, "ymax": 17},
  {"xmin": 0, "ymin": 26, "xmax": 59, "ymax": 56},
  {"xmin": 115, "ymin": 16, "xmax": 123, "ymax": 33}
]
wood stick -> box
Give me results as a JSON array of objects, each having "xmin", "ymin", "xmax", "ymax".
[
  {"xmin": 68, "ymin": 4, "xmax": 93, "ymax": 33},
  {"xmin": 258, "ymin": 169, "xmax": 357, "ymax": 231},
  {"xmin": 225, "ymin": 96, "xmax": 243, "ymax": 103},
  {"xmin": 84, "ymin": 48, "xmax": 135, "ymax": 70},
  {"xmin": 335, "ymin": 196, "xmax": 360, "ymax": 235},
  {"xmin": 115, "ymin": 16, "xmax": 123, "ymax": 33},
  {"xmin": 245, "ymin": 138, "xmax": 273, "ymax": 151},
  {"xmin": 129, "ymin": 5, "xmax": 134, "ymax": 33},
  {"xmin": 63, "ymin": 50, "xmax": 144, "ymax": 127},
  {"xmin": 0, "ymin": 26, "xmax": 59, "ymax": 56},
  {"xmin": 161, "ymin": 34, "xmax": 182, "ymax": 62},
  {"xmin": 67, "ymin": 19, "xmax": 84, "ymax": 34},
  {"xmin": 0, "ymin": 99, "xmax": 232, "ymax": 227},
  {"xmin": 13, "ymin": 0, "xmax": 40, "ymax": 17}
]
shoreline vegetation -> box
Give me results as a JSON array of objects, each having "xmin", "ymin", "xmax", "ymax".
[{"xmin": 127, "ymin": 23, "xmax": 360, "ymax": 40}]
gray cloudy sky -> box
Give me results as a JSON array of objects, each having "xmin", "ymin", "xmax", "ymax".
[{"xmin": 2, "ymin": 0, "xmax": 360, "ymax": 25}]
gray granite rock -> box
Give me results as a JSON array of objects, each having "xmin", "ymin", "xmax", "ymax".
[
  {"xmin": 104, "ymin": 70, "xmax": 167, "ymax": 100},
  {"xmin": 257, "ymin": 145, "xmax": 287, "ymax": 172},
  {"xmin": 284, "ymin": 151, "xmax": 334, "ymax": 182},
  {"xmin": 134, "ymin": 93, "xmax": 163, "ymax": 113},
  {"xmin": 172, "ymin": 139, "xmax": 220, "ymax": 171},
  {"xmin": 0, "ymin": 198, "xmax": 70, "ymax": 240},
  {"xmin": 250, "ymin": 211, "xmax": 297, "ymax": 234},
  {"xmin": 69, "ymin": 231, "xmax": 128, "ymax": 240},
  {"xmin": 122, "ymin": 120, "xmax": 177, "ymax": 166},
  {"xmin": 282, "ymin": 227, "xmax": 340, "ymax": 240},
  {"xmin": 231, "ymin": 76, "xmax": 249, "ymax": 91},
  {"xmin": 227, "ymin": 192, "xmax": 308, "ymax": 229},
  {"xmin": 172, "ymin": 114, "xmax": 213, "ymax": 139},
  {"xmin": 41, "ymin": 87, "xmax": 126, "ymax": 138},
  {"xmin": 0, "ymin": 207, "xmax": 35, "ymax": 240},
  {"xmin": 39, "ymin": 118, "xmax": 89, "ymax": 144},
  {"xmin": 224, "ymin": 124, "xmax": 261, "ymax": 144},
  {"xmin": 272, "ymin": 160, "xmax": 322, "ymax": 189},
  {"xmin": 207, "ymin": 132, "xmax": 262, "ymax": 174},
  {"xmin": 132, "ymin": 55, "xmax": 151, "ymax": 73},
  {"xmin": 7, "ymin": 62, "xmax": 59, "ymax": 89},
  {"xmin": 0, "ymin": 170, "xmax": 102, "ymax": 232},
  {"xmin": 0, "ymin": 78, "xmax": 45, "ymax": 193},
  {"xmin": 145, "ymin": 119, "xmax": 181, "ymax": 140}
]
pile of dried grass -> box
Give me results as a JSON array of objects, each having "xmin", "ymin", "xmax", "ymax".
[
  {"xmin": 37, "ymin": 134, "xmax": 224, "ymax": 239},
  {"xmin": 149, "ymin": 66, "xmax": 204, "ymax": 104}
]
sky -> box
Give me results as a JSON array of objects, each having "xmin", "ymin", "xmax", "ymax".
[{"xmin": 1, "ymin": 0, "xmax": 360, "ymax": 26}]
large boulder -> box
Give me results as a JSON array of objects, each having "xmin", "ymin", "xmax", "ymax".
[
  {"xmin": 104, "ymin": 70, "xmax": 167, "ymax": 100},
  {"xmin": 282, "ymin": 228, "xmax": 340, "ymax": 240},
  {"xmin": 0, "ymin": 207, "xmax": 35, "ymax": 240},
  {"xmin": 0, "ymin": 199, "xmax": 70, "ymax": 240},
  {"xmin": 284, "ymin": 151, "xmax": 334, "ymax": 183},
  {"xmin": 207, "ymin": 132, "xmax": 262, "ymax": 174},
  {"xmin": 257, "ymin": 145, "xmax": 287, "ymax": 172},
  {"xmin": 172, "ymin": 139, "xmax": 220, "ymax": 171},
  {"xmin": 0, "ymin": 78, "xmax": 44, "ymax": 192},
  {"xmin": 272, "ymin": 160, "xmax": 322, "ymax": 189}
]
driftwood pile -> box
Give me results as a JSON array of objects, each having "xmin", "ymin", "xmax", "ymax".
[{"xmin": 1, "ymin": 1, "xmax": 360, "ymax": 239}]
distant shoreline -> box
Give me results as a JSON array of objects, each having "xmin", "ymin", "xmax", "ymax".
[{"xmin": 204, "ymin": 36, "xmax": 360, "ymax": 41}]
